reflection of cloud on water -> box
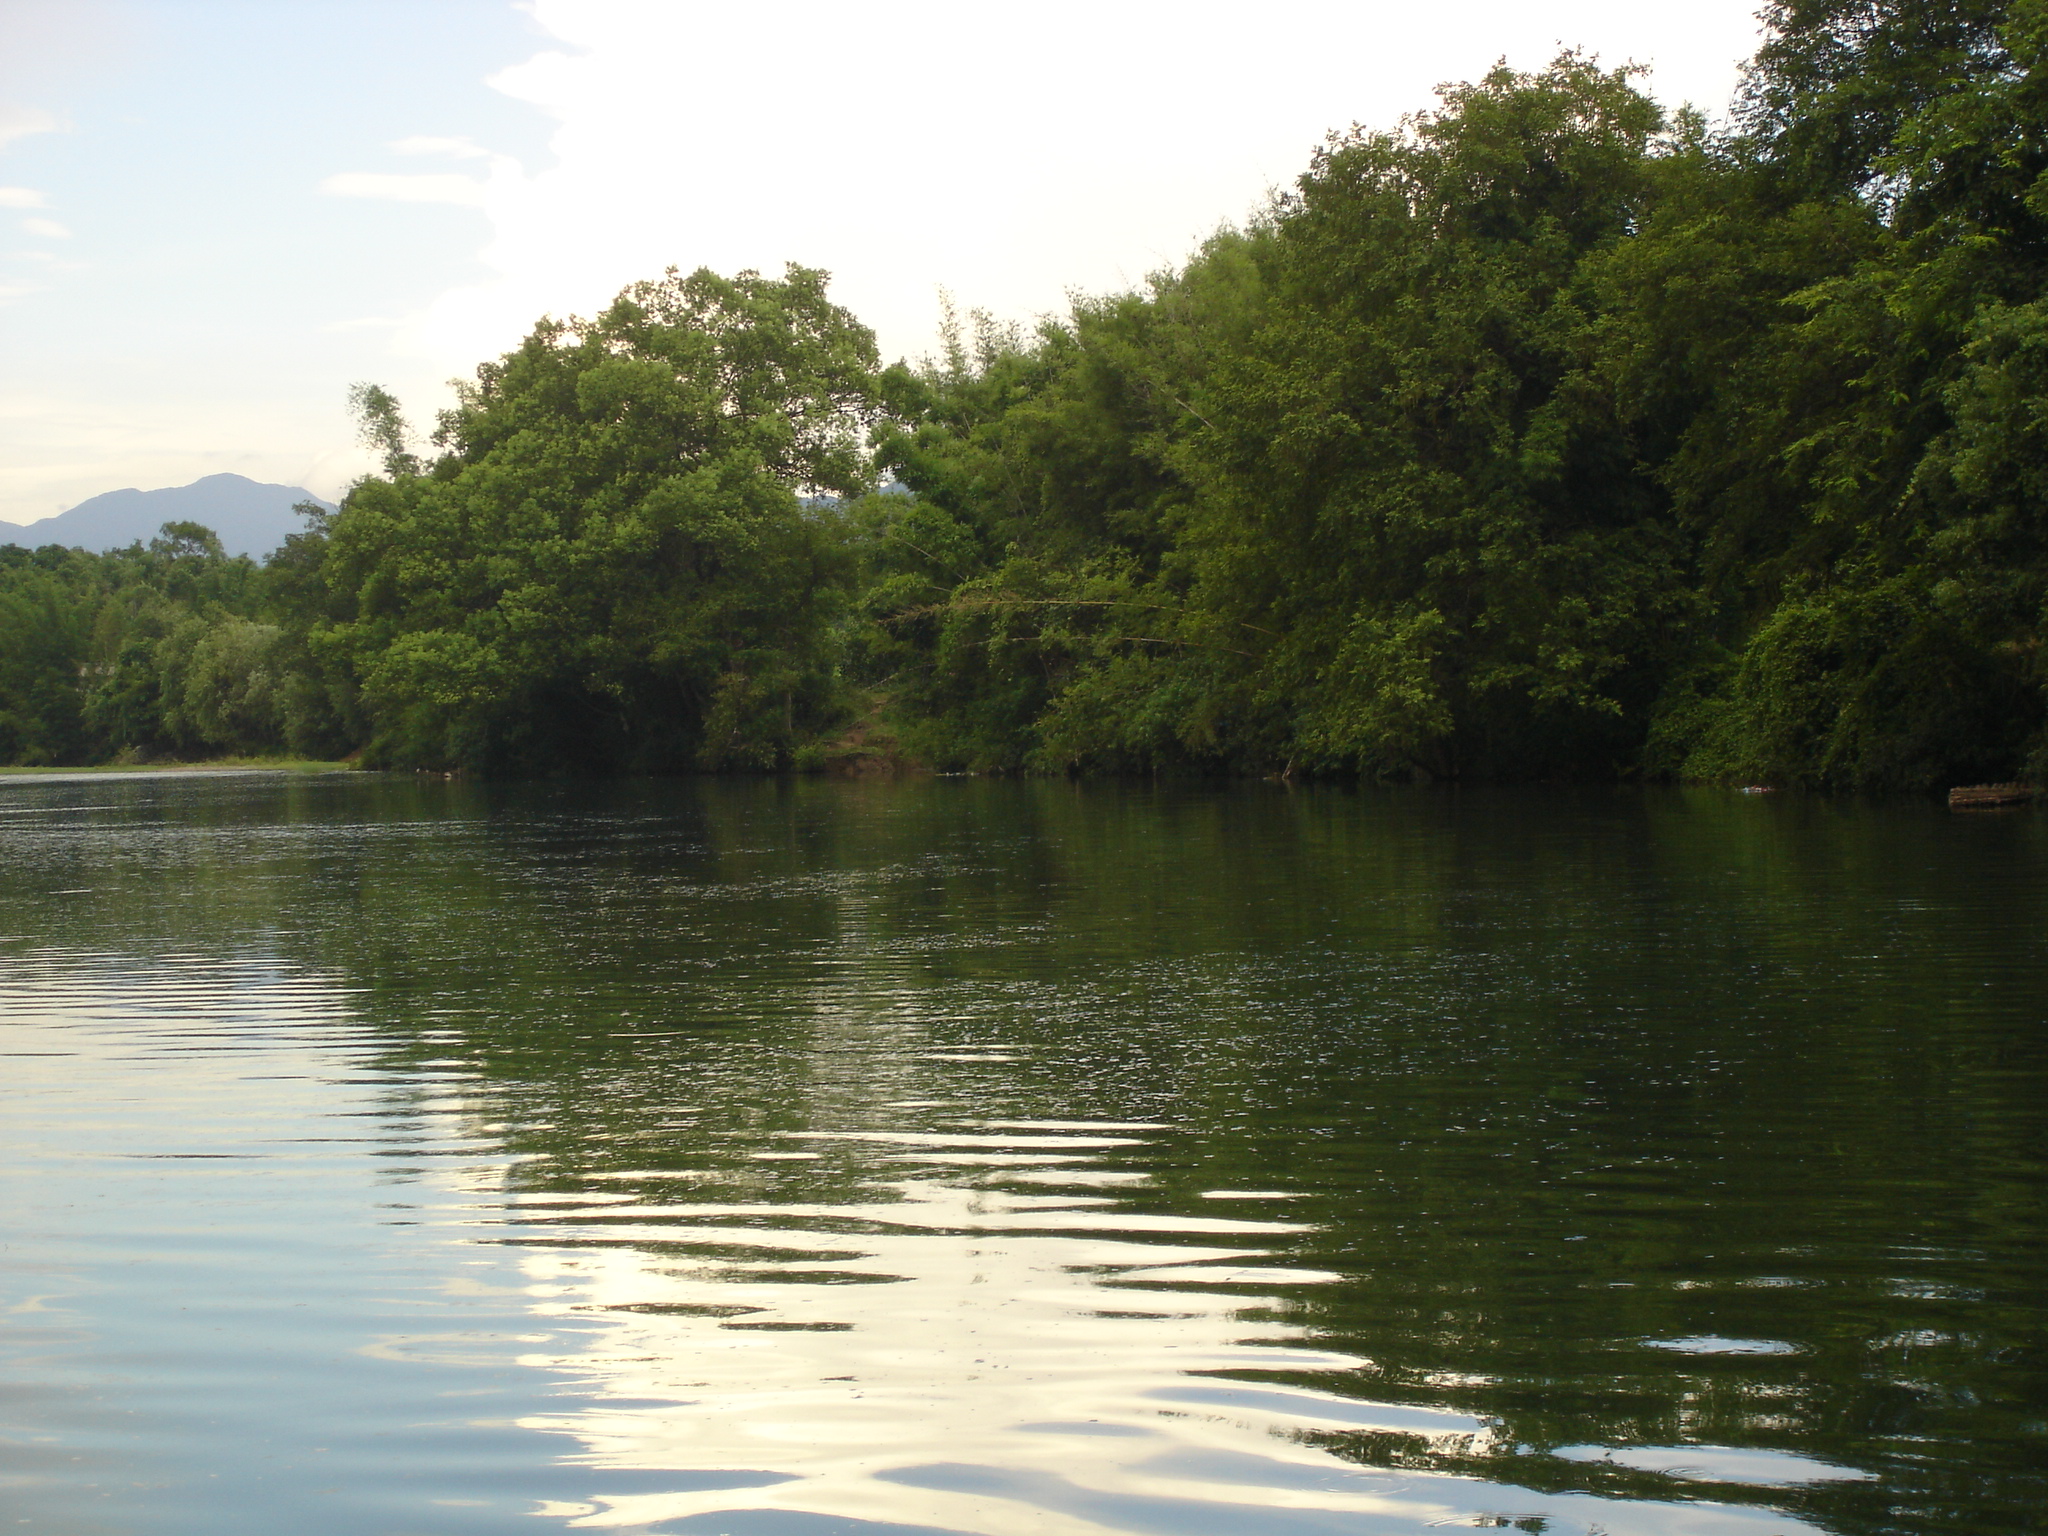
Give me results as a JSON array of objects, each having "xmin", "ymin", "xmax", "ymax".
[
  {"xmin": 384, "ymin": 953, "xmax": 1839, "ymax": 1536},
  {"xmin": 498, "ymin": 1175, "xmax": 1331, "ymax": 1530},
  {"xmin": 462, "ymin": 1164, "xmax": 1821, "ymax": 1536},
  {"xmin": 1639, "ymin": 1336, "xmax": 1802, "ymax": 1357}
]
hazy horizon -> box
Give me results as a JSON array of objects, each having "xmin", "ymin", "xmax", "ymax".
[{"xmin": 0, "ymin": 470, "xmax": 333, "ymax": 558}]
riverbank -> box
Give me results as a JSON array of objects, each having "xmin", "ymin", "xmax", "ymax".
[{"xmin": 0, "ymin": 757, "xmax": 351, "ymax": 784}]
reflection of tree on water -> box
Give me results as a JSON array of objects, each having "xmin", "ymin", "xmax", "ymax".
[{"xmin": 7, "ymin": 774, "xmax": 2041, "ymax": 1532}]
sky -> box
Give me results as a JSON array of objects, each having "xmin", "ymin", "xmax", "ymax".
[{"xmin": 0, "ymin": 0, "xmax": 1769, "ymax": 527}]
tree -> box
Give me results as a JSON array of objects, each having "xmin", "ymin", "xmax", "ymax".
[
  {"xmin": 316, "ymin": 264, "xmax": 885, "ymax": 773},
  {"xmin": 1167, "ymin": 55, "xmax": 1687, "ymax": 779},
  {"xmin": 0, "ymin": 556, "xmax": 89, "ymax": 764},
  {"xmin": 1643, "ymin": 0, "xmax": 2048, "ymax": 786}
]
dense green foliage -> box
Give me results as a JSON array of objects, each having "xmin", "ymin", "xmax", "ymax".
[
  {"xmin": 309, "ymin": 266, "xmax": 880, "ymax": 773},
  {"xmin": 0, "ymin": 522, "xmax": 336, "ymax": 765},
  {"xmin": 8, "ymin": 0, "xmax": 2047, "ymax": 787}
]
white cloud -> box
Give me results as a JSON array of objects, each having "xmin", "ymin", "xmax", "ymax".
[
  {"xmin": 0, "ymin": 103, "xmax": 57, "ymax": 150},
  {"xmin": 347, "ymin": 0, "xmax": 1767, "ymax": 394},
  {"xmin": 0, "ymin": 185, "xmax": 46, "ymax": 207},
  {"xmin": 390, "ymin": 135, "xmax": 491, "ymax": 160},
  {"xmin": 321, "ymin": 171, "xmax": 491, "ymax": 207},
  {"xmin": 21, "ymin": 215, "xmax": 69, "ymax": 238}
]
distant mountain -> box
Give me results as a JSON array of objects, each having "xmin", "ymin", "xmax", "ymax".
[{"xmin": 0, "ymin": 474, "xmax": 337, "ymax": 560}]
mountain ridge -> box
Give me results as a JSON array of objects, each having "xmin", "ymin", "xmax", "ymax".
[{"xmin": 0, "ymin": 473, "xmax": 336, "ymax": 560}]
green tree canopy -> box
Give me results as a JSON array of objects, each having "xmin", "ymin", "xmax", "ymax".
[{"xmin": 311, "ymin": 264, "xmax": 884, "ymax": 773}]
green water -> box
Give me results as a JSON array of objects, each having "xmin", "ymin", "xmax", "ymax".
[{"xmin": 1, "ymin": 775, "xmax": 2042, "ymax": 1536}]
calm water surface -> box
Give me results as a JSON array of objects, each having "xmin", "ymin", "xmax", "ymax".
[{"xmin": 1, "ymin": 775, "xmax": 2042, "ymax": 1536}]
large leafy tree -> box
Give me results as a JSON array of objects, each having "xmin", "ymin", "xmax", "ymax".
[
  {"xmin": 862, "ymin": 59, "xmax": 1694, "ymax": 781},
  {"xmin": 1738, "ymin": 0, "xmax": 2019, "ymax": 205},
  {"xmin": 1169, "ymin": 56, "xmax": 1687, "ymax": 780},
  {"xmin": 1632, "ymin": 0, "xmax": 2048, "ymax": 786},
  {"xmin": 313, "ymin": 265, "xmax": 884, "ymax": 773}
]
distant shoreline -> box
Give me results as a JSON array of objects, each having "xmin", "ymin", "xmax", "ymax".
[{"xmin": 0, "ymin": 759, "xmax": 351, "ymax": 786}]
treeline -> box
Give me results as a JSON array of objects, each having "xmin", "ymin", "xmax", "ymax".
[
  {"xmin": 0, "ymin": 523, "xmax": 347, "ymax": 765},
  {"xmin": 6, "ymin": 0, "xmax": 2046, "ymax": 788}
]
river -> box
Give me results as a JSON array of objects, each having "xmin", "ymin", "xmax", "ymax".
[{"xmin": 1, "ymin": 774, "xmax": 2041, "ymax": 1535}]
